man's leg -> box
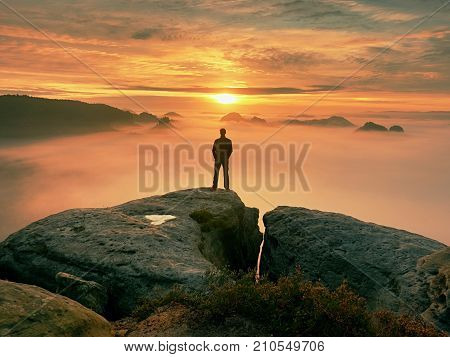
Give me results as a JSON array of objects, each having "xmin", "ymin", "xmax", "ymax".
[
  {"xmin": 223, "ymin": 159, "xmax": 229, "ymax": 190},
  {"xmin": 212, "ymin": 160, "xmax": 221, "ymax": 189}
]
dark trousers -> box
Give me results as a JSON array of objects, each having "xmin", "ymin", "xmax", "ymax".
[{"xmin": 212, "ymin": 159, "xmax": 229, "ymax": 189}]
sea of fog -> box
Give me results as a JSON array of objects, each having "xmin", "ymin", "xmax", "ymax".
[{"xmin": 0, "ymin": 115, "xmax": 449, "ymax": 245}]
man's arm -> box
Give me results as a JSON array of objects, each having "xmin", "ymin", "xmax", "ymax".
[
  {"xmin": 212, "ymin": 140, "xmax": 217, "ymax": 159},
  {"xmin": 228, "ymin": 140, "xmax": 233, "ymax": 157}
]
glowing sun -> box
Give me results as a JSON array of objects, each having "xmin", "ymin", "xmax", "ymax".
[{"xmin": 213, "ymin": 93, "xmax": 237, "ymax": 104}]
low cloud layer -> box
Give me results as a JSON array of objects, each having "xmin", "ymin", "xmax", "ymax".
[
  {"xmin": 115, "ymin": 85, "xmax": 338, "ymax": 95},
  {"xmin": 0, "ymin": 115, "xmax": 449, "ymax": 246}
]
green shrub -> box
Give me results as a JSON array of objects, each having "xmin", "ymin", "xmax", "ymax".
[
  {"xmin": 194, "ymin": 270, "xmax": 371, "ymax": 336},
  {"xmin": 132, "ymin": 286, "xmax": 196, "ymax": 321},
  {"xmin": 370, "ymin": 310, "xmax": 442, "ymax": 337},
  {"xmin": 132, "ymin": 269, "xmax": 444, "ymax": 337}
]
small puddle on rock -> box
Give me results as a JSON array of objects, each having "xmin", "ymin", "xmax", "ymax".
[{"xmin": 145, "ymin": 215, "xmax": 176, "ymax": 226}]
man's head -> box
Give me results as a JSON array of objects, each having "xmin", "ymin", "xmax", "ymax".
[{"xmin": 220, "ymin": 128, "xmax": 226, "ymax": 137}]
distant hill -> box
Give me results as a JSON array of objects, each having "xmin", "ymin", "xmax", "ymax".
[
  {"xmin": 138, "ymin": 112, "xmax": 159, "ymax": 121},
  {"xmin": 284, "ymin": 116, "xmax": 355, "ymax": 127},
  {"xmin": 0, "ymin": 95, "xmax": 158, "ymax": 139},
  {"xmin": 356, "ymin": 122, "xmax": 405, "ymax": 133},
  {"xmin": 220, "ymin": 112, "xmax": 268, "ymax": 125},
  {"xmin": 389, "ymin": 125, "xmax": 404, "ymax": 133},
  {"xmin": 288, "ymin": 113, "xmax": 315, "ymax": 119},
  {"xmin": 220, "ymin": 112, "xmax": 244, "ymax": 122},
  {"xmin": 164, "ymin": 112, "xmax": 183, "ymax": 118},
  {"xmin": 249, "ymin": 116, "xmax": 267, "ymax": 125},
  {"xmin": 357, "ymin": 122, "xmax": 388, "ymax": 132},
  {"xmin": 152, "ymin": 116, "xmax": 174, "ymax": 129}
]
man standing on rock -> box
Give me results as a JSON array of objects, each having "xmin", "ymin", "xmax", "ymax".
[{"xmin": 211, "ymin": 128, "xmax": 233, "ymax": 191}]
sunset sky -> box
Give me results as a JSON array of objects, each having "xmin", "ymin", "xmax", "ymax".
[
  {"xmin": 1, "ymin": 0, "xmax": 449, "ymax": 115},
  {"xmin": 1, "ymin": 1, "xmax": 450, "ymax": 244}
]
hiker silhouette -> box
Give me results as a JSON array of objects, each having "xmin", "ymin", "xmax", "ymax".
[{"xmin": 211, "ymin": 128, "xmax": 233, "ymax": 190}]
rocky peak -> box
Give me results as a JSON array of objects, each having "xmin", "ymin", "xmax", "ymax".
[{"xmin": 0, "ymin": 188, "xmax": 262, "ymax": 318}]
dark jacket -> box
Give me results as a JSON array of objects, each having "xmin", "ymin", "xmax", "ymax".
[{"xmin": 212, "ymin": 137, "xmax": 233, "ymax": 161}]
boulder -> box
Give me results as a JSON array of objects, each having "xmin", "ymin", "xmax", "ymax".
[
  {"xmin": 0, "ymin": 279, "xmax": 111, "ymax": 336},
  {"xmin": 0, "ymin": 188, "xmax": 261, "ymax": 318},
  {"xmin": 261, "ymin": 206, "xmax": 448, "ymax": 328},
  {"xmin": 418, "ymin": 247, "xmax": 449, "ymax": 332},
  {"xmin": 55, "ymin": 272, "xmax": 108, "ymax": 315}
]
